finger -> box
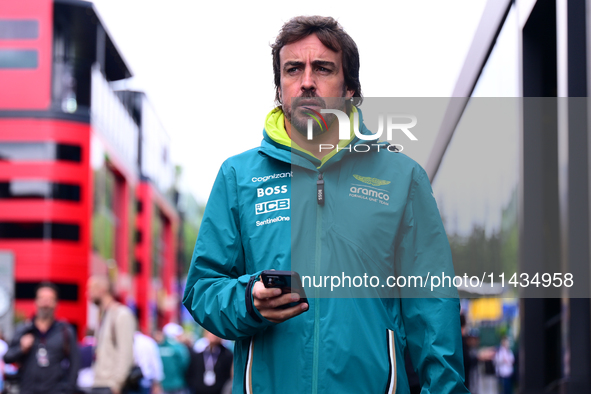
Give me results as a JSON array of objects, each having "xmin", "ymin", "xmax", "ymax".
[
  {"xmin": 255, "ymin": 292, "xmax": 301, "ymax": 310},
  {"xmin": 270, "ymin": 292, "xmax": 302, "ymax": 309},
  {"xmin": 263, "ymin": 302, "xmax": 309, "ymax": 323},
  {"xmin": 252, "ymin": 281, "xmax": 282, "ymax": 300}
]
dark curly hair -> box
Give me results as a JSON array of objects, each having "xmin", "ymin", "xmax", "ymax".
[{"xmin": 36, "ymin": 281, "xmax": 59, "ymax": 300}]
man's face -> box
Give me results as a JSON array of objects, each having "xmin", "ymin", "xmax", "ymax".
[
  {"xmin": 35, "ymin": 287, "xmax": 57, "ymax": 320},
  {"xmin": 205, "ymin": 330, "xmax": 223, "ymax": 347},
  {"xmin": 153, "ymin": 330, "xmax": 164, "ymax": 344},
  {"xmin": 279, "ymin": 34, "xmax": 354, "ymax": 137},
  {"xmin": 86, "ymin": 278, "xmax": 101, "ymax": 306}
]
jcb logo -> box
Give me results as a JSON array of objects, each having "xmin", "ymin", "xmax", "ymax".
[{"xmin": 255, "ymin": 199, "xmax": 290, "ymax": 215}]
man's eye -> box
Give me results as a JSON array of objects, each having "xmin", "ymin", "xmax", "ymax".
[
  {"xmin": 287, "ymin": 67, "xmax": 299, "ymax": 73},
  {"xmin": 317, "ymin": 67, "xmax": 331, "ymax": 73}
]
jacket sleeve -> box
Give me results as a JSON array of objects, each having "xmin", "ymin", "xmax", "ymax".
[
  {"xmin": 3, "ymin": 324, "xmax": 29, "ymax": 364},
  {"xmin": 395, "ymin": 167, "xmax": 469, "ymax": 394},
  {"xmin": 112, "ymin": 307, "xmax": 136, "ymax": 391},
  {"xmin": 64, "ymin": 324, "xmax": 80, "ymax": 393},
  {"xmin": 183, "ymin": 162, "xmax": 274, "ymax": 340},
  {"xmin": 150, "ymin": 338, "xmax": 164, "ymax": 382}
]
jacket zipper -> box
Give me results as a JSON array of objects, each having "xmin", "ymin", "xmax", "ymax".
[
  {"xmin": 386, "ymin": 329, "xmax": 397, "ymax": 393},
  {"xmin": 316, "ymin": 173, "xmax": 324, "ymax": 205},
  {"xmin": 312, "ymin": 171, "xmax": 323, "ymax": 394}
]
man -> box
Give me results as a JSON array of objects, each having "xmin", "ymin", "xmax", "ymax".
[
  {"xmin": 185, "ymin": 330, "xmax": 232, "ymax": 394},
  {"xmin": 183, "ymin": 16, "xmax": 468, "ymax": 393},
  {"xmin": 129, "ymin": 329, "xmax": 163, "ymax": 394},
  {"xmin": 0, "ymin": 328, "xmax": 7, "ymax": 393},
  {"xmin": 154, "ymin": 324, "xmax": 189, "ymax": 394},
  {"xmin": 4, "ymin": 282, "xmax": 80, "ymax": 394},
  {"xmin": 461, "ymin": 314, "xmax": 478, "ymax": 393},
  {"xmin": 76, "ymin": 329, "xmax": 96, "ymax": 393},
  {"xmin": 494, "ymin": 337, "xmax": 514, "ymax": 394},
  {"xmin": 87, "ymin": 276, "xmax": 135, "ymax": 394}
]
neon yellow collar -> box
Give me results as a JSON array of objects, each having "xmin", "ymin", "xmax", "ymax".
[{"xmin": 264, "ymin": 107, "xmax": 357, "ymax": 167}]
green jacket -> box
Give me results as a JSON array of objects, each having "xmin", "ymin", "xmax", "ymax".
[
  {"xmin": 158, "ymin": 337, "xmax": 189, "ymax": 391},
  {"xmin": 183, "ymin": 108, "xmax": 468, "ymax": 394}
]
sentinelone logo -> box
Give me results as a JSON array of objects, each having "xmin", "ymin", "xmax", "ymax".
[
  {"xmin": 256, "ymin": 216, "xmax": 290, "ymax": 227},
  {"xmin": 306, "ymin": 109, "xmax": 417, "ymax": 152}
]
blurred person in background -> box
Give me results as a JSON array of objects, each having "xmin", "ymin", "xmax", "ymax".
[
  {"xmin": 0, "ymin": 328, "xmax": 8, "ymax": 393},
  {"xmin": 460, "ymin": 314, "xmax": 476, "ymax": 392},
  {"xmin": 76, "ymin": 329, "xmax": 96, "ymax": 393},
  {"xmin": 4, "ymin": 282, "xmax": 80, "ymax": 394},
  {"xmin": 155, "ymin": 324, "xmax": 189, "ymax": 394},
  {"xmin": 219, "ymin": 364, "xmax": 233, "ymax": 394},
  {"xmin": 192, "ymin": 334, "xmax": 209, "ymax": 354},
  {"xmin": 176, "ymin": 333, "xmax": 199, "ymax": 394},
  {"xmin": 185, "ymin": 330, "xmax": 232, "ymax": 394},
  {"xmin": 466, "ymin": 329, "xmax": 480, "ymax": 394},
  {"xmin": 494, "ymin": 336, "xmax": 514, "ymax": 394},
  {"xmin": 87, "ymin": 276, "xmax": 135, "ymax": 394},
  {"xmin": 129, "ymin": 328, "xmax": 163, "ymax": 394}
]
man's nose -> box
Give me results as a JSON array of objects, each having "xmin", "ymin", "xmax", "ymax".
[{"xmin": 301, "ymin": 67, "xmax": 316, "ymax": 92}]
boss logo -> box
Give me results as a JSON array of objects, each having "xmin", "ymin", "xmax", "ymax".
[
  {"xmin": 255, "ymin": 198, "xmax": 290, "ymax": 215},
  {"xmin": 257, "ymin": 185, "xmax": 288, "ymax": 197}
]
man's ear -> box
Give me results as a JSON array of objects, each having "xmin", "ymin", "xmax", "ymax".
[
  {"xmin": 278, "ymin": 87, "xmax": 283, "ymax": 104},
  {"xmin": 345, "ymin": 88, "xmax": 354, "ymax": 99}
]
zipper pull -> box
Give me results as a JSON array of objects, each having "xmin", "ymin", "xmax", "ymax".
[{"xmin": 317, "ymin": 173, "xmax": 324, "ymax": 205}]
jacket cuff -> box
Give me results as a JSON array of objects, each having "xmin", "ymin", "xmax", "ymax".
[{"xmin": 245, "ymin": 274, "xmax": 262, "ymax": 323}]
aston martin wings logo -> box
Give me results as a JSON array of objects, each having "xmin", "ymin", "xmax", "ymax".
[{"xmin": 353, "ymin": 174, "xmax": 391, "ymax": 187}]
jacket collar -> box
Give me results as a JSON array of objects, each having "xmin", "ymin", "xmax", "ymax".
[{"xmin": 259, "ymin": 106, "xmax": 379, "ymax": 172}]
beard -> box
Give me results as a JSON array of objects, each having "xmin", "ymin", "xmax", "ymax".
[
  {"xmin": 37, "ymin": 306, "xmax": 54, "ymax": 320},
  {"xmin": 283, "ymin": 88, "xmax": 348, "ymax": 139}
]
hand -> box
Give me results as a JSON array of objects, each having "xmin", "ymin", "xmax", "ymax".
[
  {"xmin": 20, "ymin": 334, "xmax": 34, "ymax": 353},
  {"xmin": 111, "ymin": 388, "xmax": 120, "ymax": 394},
  {"xmin": 252, "ymin": 281, "xmax": 308, "ymax": 323},
  {"xmin": 151, "ymin": 382, "xmax": 163, "ymax": 394}
]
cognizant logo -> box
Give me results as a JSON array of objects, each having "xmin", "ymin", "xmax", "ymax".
[
  {"xmin": 251, "ymin": 172, "xmax": 293, "ymax": 183},
  {"xmin": 306, "ymin": 109, "xmax": 417, "ymax": 153}
]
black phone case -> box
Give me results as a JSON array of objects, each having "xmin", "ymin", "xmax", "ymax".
[{"xmin": 260, "ymin": 270, "xmax": 308, "ymax": 308}]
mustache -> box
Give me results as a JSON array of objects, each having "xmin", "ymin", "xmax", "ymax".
[{"xmin": 292, "ymin": 91, "xmax": 326, "ymax": 108}]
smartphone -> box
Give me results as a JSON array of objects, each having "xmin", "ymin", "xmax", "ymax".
[{"xmin": 261, "ymin": 270, "xmax": 308, "ymax": 309}]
